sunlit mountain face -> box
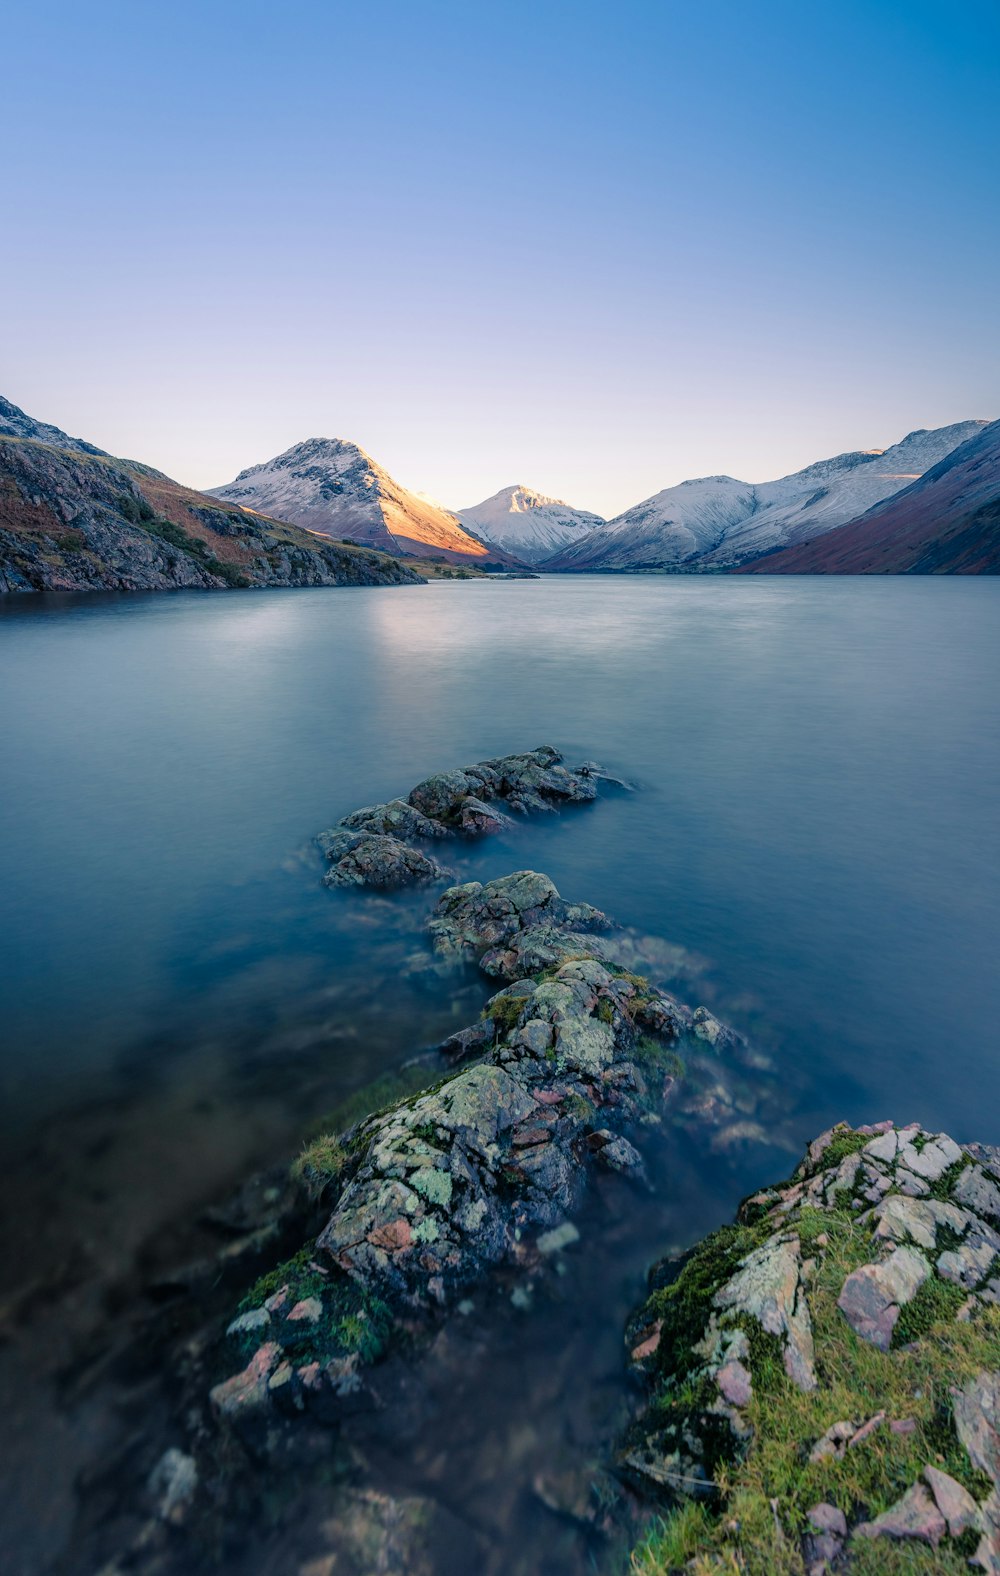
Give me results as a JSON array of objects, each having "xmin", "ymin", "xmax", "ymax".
[{"xmin": 210, "ymin": 437, "xmax": 509, "ymax": 564}]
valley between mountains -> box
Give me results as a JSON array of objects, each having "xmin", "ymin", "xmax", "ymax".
[{"xmin": 1, "ymin": 394, "xmax": 998, "ymax": 594}]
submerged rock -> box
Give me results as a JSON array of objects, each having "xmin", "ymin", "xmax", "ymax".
[{"xmin": 321, "ymin": 831, "xmax": 447, "ymax": 889}]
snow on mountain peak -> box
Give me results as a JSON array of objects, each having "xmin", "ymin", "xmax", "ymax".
[
  {"xmin": 210, "ymin": 438, "xmax": 495, "ymax": 563},
  {"xmin": 544, "ymin": 420, "xmax": 992, "ymax": 571},
  {"xmin": 457, "ymin": 483, "xmax": 605, "ymax": 564}
]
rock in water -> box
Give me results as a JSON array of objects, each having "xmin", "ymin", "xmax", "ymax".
[{"xmin": 316, "ymin": 746, "xmax": 616, "ymax": 889}]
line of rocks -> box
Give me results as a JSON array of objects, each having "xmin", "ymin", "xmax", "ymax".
[
  {"xmin": 209, "ymin": 868, "xmax": 754, "ymax": 1440},
  {"xmin": 316, "ymin": 745, "xmax": 627, "ymax": 888}
]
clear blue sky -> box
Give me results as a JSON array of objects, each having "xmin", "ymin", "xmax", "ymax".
[{"xmin": 3, "ymin": 0, "xmax": 998, "ymax": 517}]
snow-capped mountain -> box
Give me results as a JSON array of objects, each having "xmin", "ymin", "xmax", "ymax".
[
  {"xmin": 457, "ymin": 484, "xmax": 604, "ymax": 564},
  {"xmin": 742, "ymin": 419, "xmax": 1000, "ymax": 576},
  {"xmin": 544, "ymin": 475, "xmax": 757, "ymax": 570},
  {"xmin": 209, "ymin": 438, "xmax": 503, "ymax": 563},
  {"xmin": 544, "ymin": 421, "xmax": 991, "ymax": 571}
]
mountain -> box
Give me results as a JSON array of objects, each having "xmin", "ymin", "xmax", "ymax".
[
  {"xmin": 0, "ymin": 398, "xmax": 422, "ymax": 594},
  {"xmin": 741, "ymin": 419, "xmax": 1000, "ymax": 575},
  {"xmin": 544, "ymin": 475, "xmax": 757, "ymax": 570},
  {"xmin": 209, "ymin": 438, "xmax": 510, "ymax": 565},
  {"xmin": 456, "ymin": 484, "xmax": 604, "ymax": 564},
  {"xmin": 0, "ymin": 394, "xmax": 108, "ymax": 457},
  {"xmin": 544, "ymin": 421, "xmax": 990, "ymax": 571}
]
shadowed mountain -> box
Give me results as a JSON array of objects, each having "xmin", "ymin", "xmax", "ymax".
[
  {"xmin": 0, "ymin": 398, "xmax": 422, "ymax": 594},
  {"xmin": 210, "ymin": 438, "xmax": 519, "ymax": 565},
  {"xmin": 544, "ymin": 422, "xmax": 989, "ymax": 571},
  {"xmin": 742, "ymin": 419, "xmax": 1000, "ymax": 575}
]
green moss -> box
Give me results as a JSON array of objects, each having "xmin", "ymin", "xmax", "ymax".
[
  {"xmin": 927, "ymin": 1157, "xmax": 969, "ymax": 1201},
  {"xmin": 630, "ymin": 1503, "xmax": 713, "ymax": 1572},
  {"xmin": 239, "ymin": 1246, "xmax": 326, "ymax": 1312},
  {"xmin": 410, "ymin": 1121, "xmax": 443, "ymax": 1146},
  {"xmin": 891, "ymin": 1275, "xmax": 967, "ymax": 1348},
  {"xmin": 235, "ymin": 1248, "xmax": 392, "ymax": 1367},
  {"xmin": 595, "ymin": 998, "xmax": 616, "ymax": 1024},
  {"xmin": 634, "ymin": 1222, "xmax": 768, "ymax": 1384},
  {"xmin": 483, "ymin": 992, "xmax": 524, "ymax": 1037},
  {"xmin": 291, "ymin": 1135, "xmax": 350, "ymax": 1198},
  {"xmin": 562, "ymin": 1091, "xmax": 595, "ymax": 1124},
  {"xmin": 634, "ymin": 1035, "xmax": 685, "ymax": 1078},
  {"xmin": 818, "ymin": 1130, "xmax": 870, "ymax": 1169}
]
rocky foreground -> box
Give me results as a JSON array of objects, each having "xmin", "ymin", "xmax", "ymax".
[
  {"xmin": 626, "ymin": 1120, "xmax": 1000, "ymax": 1573},
  {"xmin": 65, "ymin": 749, "xmax": 1000, "ymax": 1576}
]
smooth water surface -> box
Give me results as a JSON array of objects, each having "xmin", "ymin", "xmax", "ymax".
[{"xmin": 1, "ymin": 575, "xmax": 999, "ymax": 1572}]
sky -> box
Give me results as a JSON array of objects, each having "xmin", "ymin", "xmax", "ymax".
[{"xmin": 3, "ymin": 0, "xmax": 999, "ymax": 519}]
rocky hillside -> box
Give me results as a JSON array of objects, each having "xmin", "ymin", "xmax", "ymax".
[
  {"xmin": 743, "ymin": 419, "xmax": 1000, "ymax": 575},
  {"xmin": 544, "ymin": 421, "xmax": 990, "ymax": 572},
  {"xmin": 626, "ymin": 1120, "xmax": 1000, "ymax": 1573},
  {"xmin": 457, "ymin": 483, "xmax": 604, "ymax": 564},
  {"xmin": 210, "ymin": 438, "xmax": 514, "ymax": 565},
  {"xmin": 0, "ymin": 400, "xmax": 422, "ymax": 594}
]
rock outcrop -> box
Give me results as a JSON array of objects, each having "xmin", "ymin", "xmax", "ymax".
[
  {"xmin": 623, "ymin": 1120, "xmax": 1000, "ymax": 1572},
  {"xmin": 207, "ymin": 859, "xmax": 761, "ymax": 1454},
  {"xmin": 317, "ymin": 747, "xmax": 623, "ymax": 889}
]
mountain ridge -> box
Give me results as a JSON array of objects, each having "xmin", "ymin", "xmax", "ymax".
[
  {"xmin": 543, "ymin": 421, "xmax": 991, "ymax": 571},
  {"xmin": 210, "ymin": 438, "xmax": 514, "ymax": 565},
  {"xmin": 740, "ymin": 419, "xmax": 1000, "ymax": 575}
]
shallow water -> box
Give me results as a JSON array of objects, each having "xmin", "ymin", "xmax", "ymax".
[{"xmin": 1, "ymin": 576, "xmax": 998, "ymax": 1572}]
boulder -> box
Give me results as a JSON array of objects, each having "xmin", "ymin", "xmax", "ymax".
[
  {"xmin": 855, "ymin": 1481, "xmax": 946, "ymax": 1545},
  {"xmin": 322, "ymin": 833, "xmax": 446, "ymax": 889},
  {"xmin": 837, "ymin": 1245, "xmax": 930, "ymax": 1351}
]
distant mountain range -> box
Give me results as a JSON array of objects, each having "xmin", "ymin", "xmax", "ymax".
[
  {"xmin": 2, "ymin": 394, "xmax": 998, "ymax": 593},
  {"xmin": 209, "ymin": 438, "xmax": 513, "ymax": 565},
  {"xmin": 742, "ymin": 419, "xmax": 1000, "ymax": 575},
  {"xmin": 0, "ymin": 398, "xmax": 421, "ymax": 594},
  {"xmin": 456, "ymin": 484, "xmax": 604, "ymax": 564},
  {"xmin": 544, "ymin": 422, "xmax": 992, "ymax": 572}
]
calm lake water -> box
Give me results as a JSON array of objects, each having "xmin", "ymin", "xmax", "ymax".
[{"xmin": 1, "ymin": 575, "xmax": 999, "ymax": 1573}]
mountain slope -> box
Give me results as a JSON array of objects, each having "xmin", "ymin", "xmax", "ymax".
[
  {"xmin": 544, "ymin": 475, "xmax": 758, "ymax": 569},
  {"xmin": 545, "ymin": 421, "xmax": 990, "ymax": 571},
  {"xmin": 457, "ymin": 484, "xmax": 604, "ymax": 564},
  {"xmin": 210, "ymin": 439, "xmax": 508, "ymax": 564},
  {"xmin": 0, "ymin": 394, "xmax": 108, "ymax": 457},
  {"xmin": 0, "ymin": 400, "xmax": 422, "ymax": 594},
  {"xmin": 741, "ymin": 419, "xmax": 1000, "ymax": 575}
]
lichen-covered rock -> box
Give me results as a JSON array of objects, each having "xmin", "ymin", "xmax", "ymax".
[
  {"xmin": 714, "ymin": 1232, "xmax": 817, "ymax": 1389},
  {"xmin": 837, "ymin": 1244, "xmax": 930, "ymax": 1350},
  {"xmin": 316, "ymin": 955, "xmax": 664, "ymax": 1307}
]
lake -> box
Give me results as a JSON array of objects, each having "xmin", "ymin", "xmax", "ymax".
[{"xmin": 1, "ymin": 575, "xmax": 999, "ymax": 1574}]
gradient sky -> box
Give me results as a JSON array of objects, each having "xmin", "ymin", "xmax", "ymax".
[{"xmin": 3, "ymin": 0, "xmax": 999, "ymax": 518}]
